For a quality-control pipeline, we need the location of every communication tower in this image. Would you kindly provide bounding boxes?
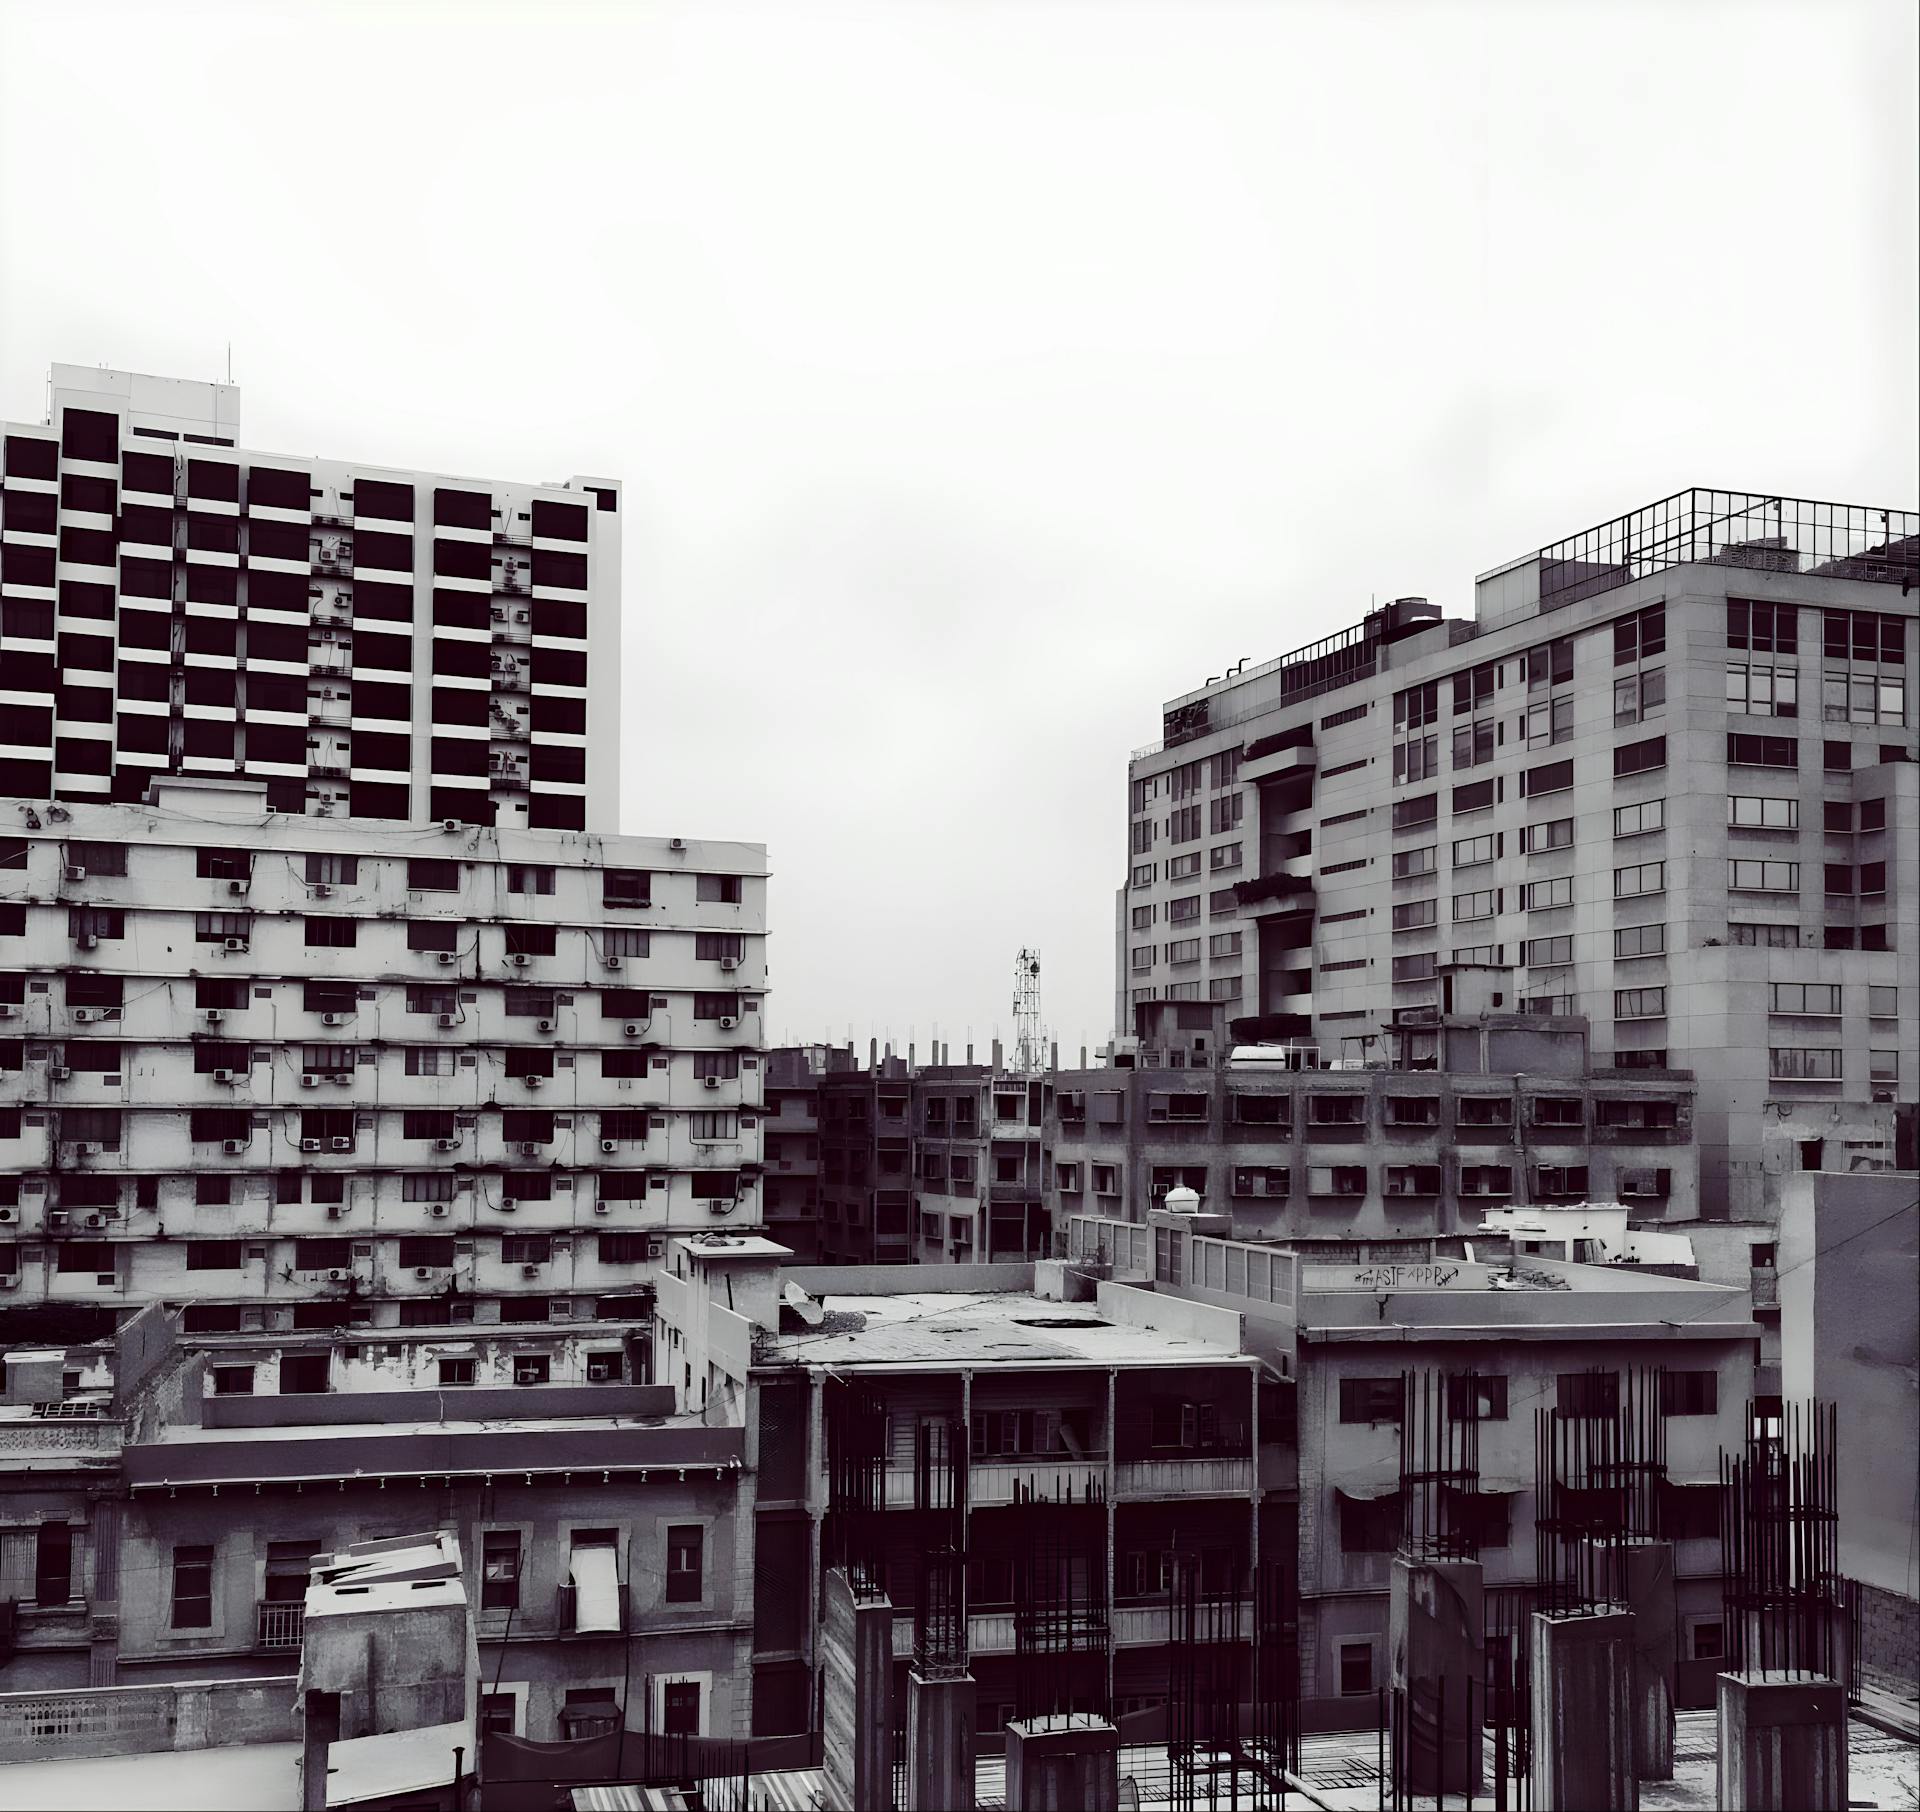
[1012,949,1046,1074]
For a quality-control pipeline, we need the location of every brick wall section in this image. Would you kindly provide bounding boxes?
[1856,1580,1920,1686]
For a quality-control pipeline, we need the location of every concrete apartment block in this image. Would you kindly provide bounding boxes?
[2,364,621,833]
[1117,490,1917,1226]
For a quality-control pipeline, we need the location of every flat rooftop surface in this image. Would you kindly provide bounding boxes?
[0,1741,299,1810]
[767,1291,1242,1369]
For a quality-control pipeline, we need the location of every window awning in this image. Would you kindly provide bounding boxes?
[569,1544,621,1634]
[1334,1479,1401,1502]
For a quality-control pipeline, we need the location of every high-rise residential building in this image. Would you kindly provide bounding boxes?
[1118,490,1917,1223]
[1,364,621,831]
[0,780,767,1328]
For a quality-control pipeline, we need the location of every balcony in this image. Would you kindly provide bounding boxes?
[1114,1454,1253,1499]
[1241,741,1318,786]
[255,1601,305,1650]
[969,1457,1108,1507]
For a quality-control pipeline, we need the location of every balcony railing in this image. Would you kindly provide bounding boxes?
[255,1601,305,1650]
[968,1457,1108,1507]
[1113,1454,1254,1498]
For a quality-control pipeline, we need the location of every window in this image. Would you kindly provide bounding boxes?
[1615,987,1666,1019]
[1452,889,1497,922]
[661,1682,701,1738]
[1392,735,1438,785]
[1167,895,1200,923]
[1392,953,1436,983]
[1391,793,1438,831]
[1452,776,1498,814]
[1522,694,1575,750]
[1393,681,1439,731]
[304,916,357,949]
[1770,1047,1841,1081]
[1727,732,1797,768]
[1728,795,1797,830]
[1521,757,1573,798]
[562,1688,622,1741]
[1770,983,1841,1015]
[1339,1643,1375,1696]
[1167,851,1202,880]
[692,992,739,1020]
[1729,859,1798,893]
[1339,1494,1403,1554]
[1861,798,1887,831]
[1614,668,1665,724]
[1522,935,1572,967]
[1871,1050,1900,1082]
[1523,877,1572,911]
[1445,1374,1508,1421]
[1339,1377,1404,1423]
[1527,636,1575,691]
[1731,922,1800,947]
[1391,846,1437,880]
[1452,833,1498,868]
[665,1526,704,1603]
[1688,1617,1728,1661]
[1614,735,1666,778]
[1209,931,1242,959]
[479,1530,520,1609]
[210,1365,254,1396]
[1869,986,1898,1017]
[1452,718,1496,770]
[1613,922,1665,958]
[603,868,650,908]
[1209,842,1242,872]
[171,1545,214,1628]
[304,852,360,886]
[1614,604,1665,664]
[1822,607,1906,666]
[1209,793,1243,835]
[514,1354,552,1386]
[1823,739,1852,774]
[1726,660,1801,719]
[1131,863,1155,889]
[1392,899,1437,931]
[1452,943,1502,966]
[1131,906,1154,932]
[1659,1371,1718,1417]
[1614,862,1665,898]
[1521,818,1573,854]
[1729,599,1796,653]
[1557,1372,1619,1418]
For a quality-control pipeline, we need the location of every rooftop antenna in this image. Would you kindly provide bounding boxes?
[1012,949,1045,1075]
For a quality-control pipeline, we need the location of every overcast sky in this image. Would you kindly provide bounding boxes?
[3,0,1914,1056]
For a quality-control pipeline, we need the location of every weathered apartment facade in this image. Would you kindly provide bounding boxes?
[1063,1206,1759,1714]
[1118,490,1917,1220]
[0,1306,750,1745]
[762,1045,829,1264]
[1,363,621,831]
[0,787,767,1325]
[1050,992,1698,1247]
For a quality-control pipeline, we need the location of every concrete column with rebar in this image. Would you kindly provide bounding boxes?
[1528,1607,1638,1812]
[1716,1670,1847,1812]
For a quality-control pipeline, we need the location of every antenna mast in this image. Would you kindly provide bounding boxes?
[1012,949,1045,1074]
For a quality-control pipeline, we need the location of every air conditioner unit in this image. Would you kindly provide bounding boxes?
[520,1263,540,1278]
[0,1004,15,1019]
[223,938,248,952]
[719,957,740,972]
[227,879,247,895]
[645,1236,665,1260]
[301,1074,319,1089]
[669,838,686,852]
[78,934,99,951]
[47,1209,69,1229]
[204,1009,225,1025]
[330,1072,351,1086]
[592,1202,609,1216]
[522,1075,544,1089]
[72,1007,98,1024]
[535,1018,555,1034]
[302,1138,322,1153]
[436,1013,458,1028]
[718,1015,738,1030]
[52,1066,73,1082]
[63,864,85,882]
[329,1136,352,1152]
[212,1067,236,1085]
[433,1137,459,1152]
[603,956,622,971]
[600,1139,618,1153]
[520,1141,540,1157]
[428,1202,449,1218]
[707,1201,733,1216]
[322,1012,346,1027]
[326,1267,348,1282]
[326,1204,346,1220]
[623,1022,642,1038]
[702,1075,721,1090]
[499,1198,517,1213]
[508,953,531,968]
[0,1208,16,1225]
[441,819,460,833]
[435,951,457,966]
[311,883,334,899]
[413,1266,431,1280]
